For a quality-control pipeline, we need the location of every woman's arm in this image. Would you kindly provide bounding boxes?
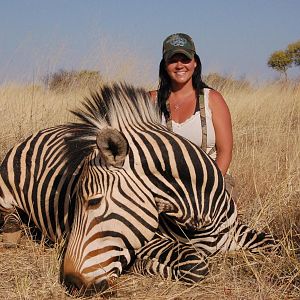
[208,90,233,175]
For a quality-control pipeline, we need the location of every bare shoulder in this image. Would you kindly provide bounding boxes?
[207,89,229,112]
[149,90,158,103]
[208,89,227,104]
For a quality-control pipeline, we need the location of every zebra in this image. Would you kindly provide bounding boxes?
[0,83,276,295]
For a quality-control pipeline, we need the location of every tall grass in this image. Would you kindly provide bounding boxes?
[227,82,300,231]
[0,83,88,158]
[0,79,299,299]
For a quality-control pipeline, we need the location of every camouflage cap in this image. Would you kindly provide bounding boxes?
[163,33,196,61]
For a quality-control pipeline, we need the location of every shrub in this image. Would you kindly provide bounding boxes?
[267,51,293,80]
[43,69,102,92]
[203,72,252,93]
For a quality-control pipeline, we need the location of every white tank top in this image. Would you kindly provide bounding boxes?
[162,88,216,159]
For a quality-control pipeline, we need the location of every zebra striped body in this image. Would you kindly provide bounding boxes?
[132,213,275,283]
[0,83,276,294]
[0,125,80,240]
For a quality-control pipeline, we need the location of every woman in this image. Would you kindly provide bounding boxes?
[150,33,233,177]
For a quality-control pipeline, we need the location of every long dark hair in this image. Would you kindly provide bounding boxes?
[157,54,210,120]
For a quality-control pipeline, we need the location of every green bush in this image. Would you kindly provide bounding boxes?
[287,40,300,66]
[267,51,293,80]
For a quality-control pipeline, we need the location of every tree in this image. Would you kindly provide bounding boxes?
[287,40,300,66]
[267,50,293,80]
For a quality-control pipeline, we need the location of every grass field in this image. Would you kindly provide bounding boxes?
[0,79,299,299]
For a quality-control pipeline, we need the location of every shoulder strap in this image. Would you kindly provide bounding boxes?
[199,89,216,155]
[165,98,173,131]
[199,90,207,151]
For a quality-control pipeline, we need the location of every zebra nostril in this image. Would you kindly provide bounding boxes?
[63,274,86,296]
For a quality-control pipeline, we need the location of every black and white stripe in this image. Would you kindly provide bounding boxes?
[0,83,276,294]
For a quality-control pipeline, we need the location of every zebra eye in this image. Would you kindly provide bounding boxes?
[87,195,103,208]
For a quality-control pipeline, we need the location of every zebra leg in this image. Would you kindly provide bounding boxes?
[131,235,209,284]
[223,222,278,253]
[2,209,22,248]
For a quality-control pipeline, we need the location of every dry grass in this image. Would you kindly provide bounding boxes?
[0,80,299,299]
[0,83,88,158]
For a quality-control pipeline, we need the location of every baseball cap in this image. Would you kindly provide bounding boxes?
[163,33,196,61]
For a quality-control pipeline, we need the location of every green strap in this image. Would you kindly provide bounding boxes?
[165,98,173,131]
[199,91,217,155]
[198,92,207,151]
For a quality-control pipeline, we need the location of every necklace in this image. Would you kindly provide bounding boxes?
[172,96,196,111]
[170,90,196,112]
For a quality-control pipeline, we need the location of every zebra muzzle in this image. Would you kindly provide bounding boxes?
[64,274,112,296]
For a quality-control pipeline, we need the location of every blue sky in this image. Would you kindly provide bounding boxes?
[0,0,299,85]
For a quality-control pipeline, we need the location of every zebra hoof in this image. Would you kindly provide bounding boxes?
[2,230,22,248]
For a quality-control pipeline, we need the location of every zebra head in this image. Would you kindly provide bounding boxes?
[62,126,159,295]
[61,83,225,294]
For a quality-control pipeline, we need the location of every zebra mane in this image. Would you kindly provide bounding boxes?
[72,82,160,130]
[64,82,160,167]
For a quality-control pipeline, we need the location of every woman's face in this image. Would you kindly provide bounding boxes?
[165,53,197,86]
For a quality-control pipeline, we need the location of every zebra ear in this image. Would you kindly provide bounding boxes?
[96,127,128,167]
